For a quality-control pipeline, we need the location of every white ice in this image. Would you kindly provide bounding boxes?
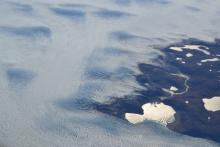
[203,96,220,112]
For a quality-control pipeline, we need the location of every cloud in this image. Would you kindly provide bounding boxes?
[0,0,220,147]
[93,9,132,19]
[0,26,51,38]
[6,68,35,86]
[50,7,86,20]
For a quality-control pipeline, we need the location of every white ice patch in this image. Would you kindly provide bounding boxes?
[162,73,189,97]
[176,57,182,61]
[183,45,210,55]
[186,53,193,57]
[203,96,220,112]
[170,47,183,52]
[170,86,178,91]
[169,45,210,55]
[125,103,176,126]
[201,58,219,63]
[197,63,202,66]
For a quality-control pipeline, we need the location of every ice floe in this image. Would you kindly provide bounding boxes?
[170,86,178,91]
[125,103,176,126]
[203,96,220,112]
[169,45,210,55]
[170,47,183,52]
[176,57,182,61]
[201,58,219,63]
[186,53,193,57]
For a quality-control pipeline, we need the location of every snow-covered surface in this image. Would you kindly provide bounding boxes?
[203,97,220,112]
[170,47,183,52]
[186,53,193,57]
[201,58,219,63]
[125,103,176,126]
[170,86,178,91]
[169,45,210,55]
[176,57,182,61]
